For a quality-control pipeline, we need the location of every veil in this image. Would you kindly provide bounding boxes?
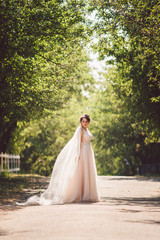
[17,126,82,205]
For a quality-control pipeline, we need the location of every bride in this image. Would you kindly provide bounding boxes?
[17,113,100,205]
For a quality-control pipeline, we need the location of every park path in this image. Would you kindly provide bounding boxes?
[0,176,160,240]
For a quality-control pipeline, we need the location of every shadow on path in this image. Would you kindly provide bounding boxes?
[0,175,49,211]
[125,219,160,225]
[0,228,8,236]
[100,176,160,182]
[101,196,160,207]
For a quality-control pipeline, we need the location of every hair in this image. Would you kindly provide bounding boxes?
[80,113,91,123]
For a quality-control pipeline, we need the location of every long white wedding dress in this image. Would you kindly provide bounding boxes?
[17,126,100,205]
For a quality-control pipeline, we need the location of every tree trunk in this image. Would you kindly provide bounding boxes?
[0,121,17,153]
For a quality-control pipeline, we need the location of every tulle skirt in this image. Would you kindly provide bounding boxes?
[63,143,100,203]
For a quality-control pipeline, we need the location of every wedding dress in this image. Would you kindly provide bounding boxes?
[17,126,100,205]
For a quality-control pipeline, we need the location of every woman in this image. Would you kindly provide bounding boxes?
[17,113,100,205]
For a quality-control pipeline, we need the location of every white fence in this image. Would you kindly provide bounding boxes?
[0,152,20,172]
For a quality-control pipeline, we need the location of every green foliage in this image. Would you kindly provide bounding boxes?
[13,81,140,176]
[0,171,10,178]
[1,0,159,176]
[90,0,160,139]
[0,0,91,152]
[11,77,159,176]
[87,86,136,175]
[12,97,90,175]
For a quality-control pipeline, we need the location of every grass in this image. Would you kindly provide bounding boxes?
[0,173,50,211]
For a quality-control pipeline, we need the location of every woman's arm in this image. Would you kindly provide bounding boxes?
[81,128,84,144]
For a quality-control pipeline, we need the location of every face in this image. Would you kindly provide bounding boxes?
[81,118,89,129]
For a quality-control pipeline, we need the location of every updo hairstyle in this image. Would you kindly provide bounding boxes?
[80,113,91,123]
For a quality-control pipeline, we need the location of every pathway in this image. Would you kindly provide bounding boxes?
[0,176,160,240]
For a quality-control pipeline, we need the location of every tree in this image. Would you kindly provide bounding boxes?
[0,0,91,152]
[90,0,160,140]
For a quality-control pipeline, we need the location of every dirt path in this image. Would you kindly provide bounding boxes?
[0,176,160,240]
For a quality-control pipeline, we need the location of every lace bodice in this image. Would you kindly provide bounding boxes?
[81,127,93,144]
